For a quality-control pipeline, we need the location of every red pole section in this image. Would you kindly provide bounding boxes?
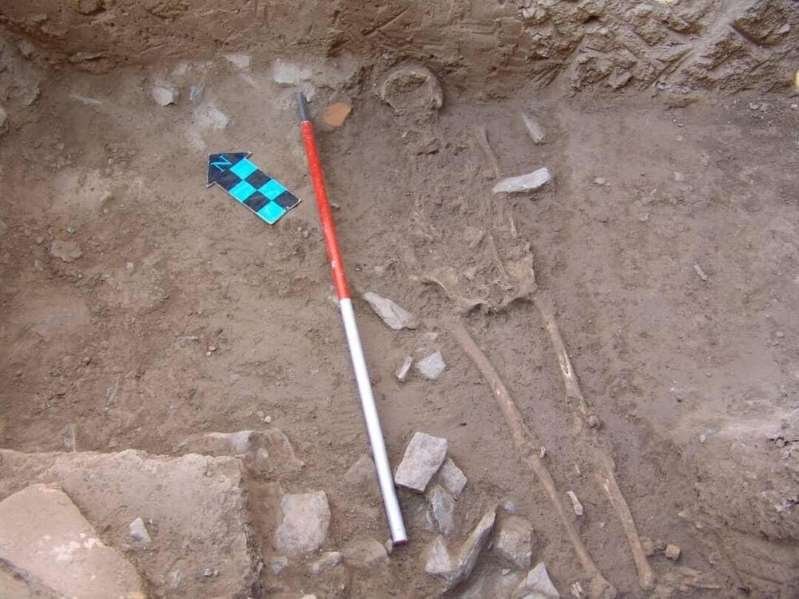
[300,121,351,300]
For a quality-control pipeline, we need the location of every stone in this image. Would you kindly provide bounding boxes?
[129,516,152,545]
[49,239,82,262]
[516,562,560,598]
[436,458,467,498]
[344,453,379,497]
[0,449,257,598]
[416,351,446,381]
[224,53,251,70]
[272,59,313,86]
[394,432,448,492]
[193,103,229,130]
[424,508,496,589]
[377,63,443,114]
[641,536,656,557]
[151,83,179,106]
[493,168,552,193]
[0,218,7,239]
[177,429,304,475]
[311,551,342,575]
[665,544,681,561]
[274,491,330,555]
[269,556,288,575]
[343,538,388,568]
[0,484,144,599]
[521,112,546,144]
[494,515,533,569]
[362,291,418,330]
[460,569,525,599]
[395,355,413,382]
[321,102,352,127]
[427,485,456,536]
[0,105,7,136]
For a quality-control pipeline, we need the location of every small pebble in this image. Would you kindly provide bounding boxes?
[593,177,607,186]
[665,544,681,561]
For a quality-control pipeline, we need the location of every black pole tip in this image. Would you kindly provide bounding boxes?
[298,92,310,122]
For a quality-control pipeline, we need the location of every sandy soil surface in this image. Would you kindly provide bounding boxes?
[1,49,798,597]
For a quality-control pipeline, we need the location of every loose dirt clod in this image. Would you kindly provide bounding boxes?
[49,239,82,262]
[377,63,443,115]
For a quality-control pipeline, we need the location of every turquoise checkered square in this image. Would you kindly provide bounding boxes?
[229,180,256,202]
[258,201,287,224]
[230,158,258,180]
[259,179,286,200]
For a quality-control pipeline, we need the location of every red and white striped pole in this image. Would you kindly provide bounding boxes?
[298,93,408,545]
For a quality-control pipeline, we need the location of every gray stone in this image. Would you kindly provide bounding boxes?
[493,168,552,194]
[515,562,560,598]
[362,291,418,330]
[416,351,446,381]
[224,53,251,70]
[193,103,229,130]
[272,59,313,86]
[424,509,496,589]
[0,106,7,136]
[49,240,82,262]
[394,432,448,492]
[343,538,388,568]
[395,355,413,382]
[310,551,342,575]
[0,484,144,599]
[274,491,330,555]
[437,458,467,498]
[521,112,545,144]
[178,429,304,475]
[0,218,7,239]
[427,484,456,536]
[129,516,152,545]
[494,515,533,569]
[151,83,179,106]
[0,449,257,599]
[269,556,288,575]
[344,453,379,497]
[460,569,525,599]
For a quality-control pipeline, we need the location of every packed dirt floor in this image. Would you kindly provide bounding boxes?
[1,5,799,599]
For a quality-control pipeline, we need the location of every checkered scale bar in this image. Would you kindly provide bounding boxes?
[207,153,301,224]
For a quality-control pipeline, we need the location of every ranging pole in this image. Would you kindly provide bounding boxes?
[297,92,408,545]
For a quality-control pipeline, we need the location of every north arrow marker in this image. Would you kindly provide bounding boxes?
[207,152,301,224]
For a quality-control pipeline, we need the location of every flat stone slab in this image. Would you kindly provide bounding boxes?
[494,515,533,569]
[0,449,257,599]
[0,484,144,599]
[274,491,331,555]
[394,432,448,493]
